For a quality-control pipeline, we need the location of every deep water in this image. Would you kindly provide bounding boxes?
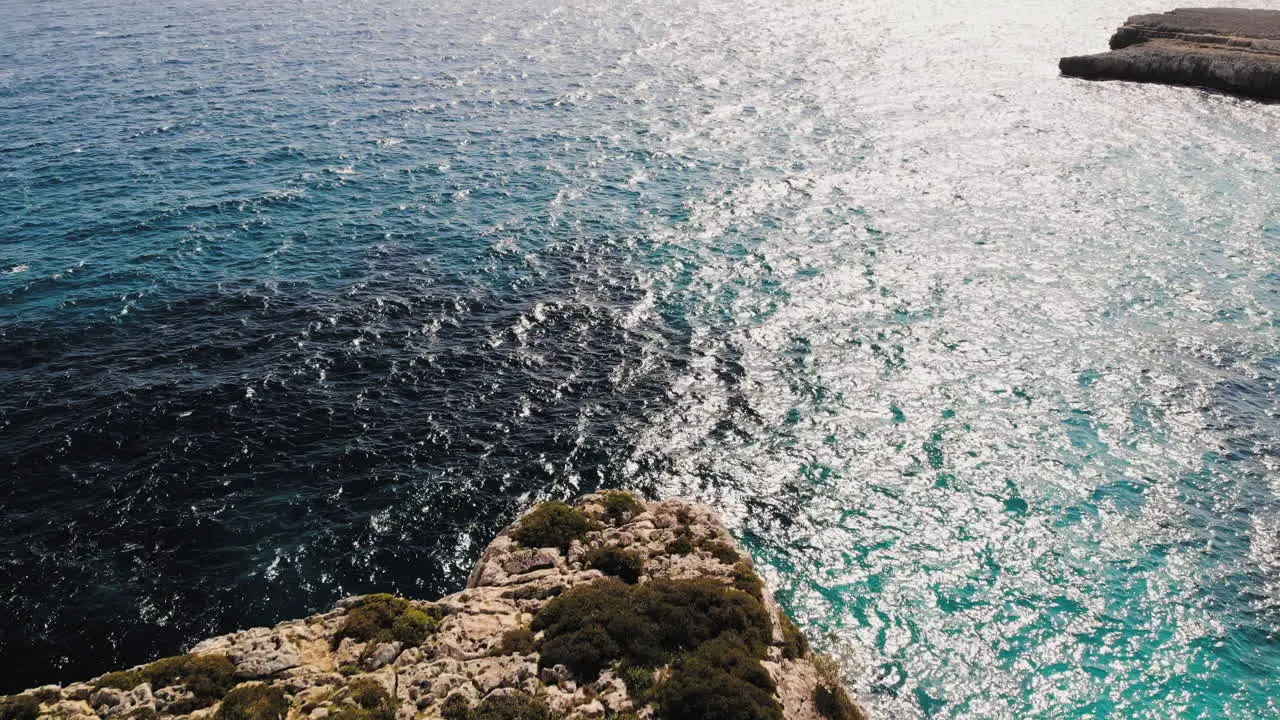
[2,0,1278,716]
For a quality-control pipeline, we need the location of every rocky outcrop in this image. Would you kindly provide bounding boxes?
[1059,8,1280,99]
[0,494,865,720]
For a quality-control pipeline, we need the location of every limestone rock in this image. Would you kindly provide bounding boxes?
[88,688,125,711]
[538,664,572,686]
[361,642,403,671]
[500,548,561,576]
[190,626,303,678]
[1060,8,1280,99]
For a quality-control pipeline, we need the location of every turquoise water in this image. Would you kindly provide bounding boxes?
[2,0,1278,715]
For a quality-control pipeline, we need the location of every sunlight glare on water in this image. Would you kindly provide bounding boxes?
[617,0,1280,716]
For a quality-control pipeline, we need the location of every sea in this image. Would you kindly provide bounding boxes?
[1,0,1277,716]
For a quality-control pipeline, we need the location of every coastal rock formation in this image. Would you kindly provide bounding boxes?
[0,494,865,720]
[1059,8,1280,99]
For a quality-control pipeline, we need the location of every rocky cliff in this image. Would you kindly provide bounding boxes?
[1059,8,1280,99]
[0,494,865,720]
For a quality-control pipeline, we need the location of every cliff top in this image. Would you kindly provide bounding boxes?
[1121,8,1280,41]
[0,494,865,720]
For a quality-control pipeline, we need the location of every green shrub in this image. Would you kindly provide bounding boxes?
[699,539,741,565]
[439,694,471,720]
[535,582,649,678]
[600,491,643,524]
[470,693,558,720]
[811,655,864,720]
[320,677,397,720]
[90,654,236,713]
[393,606,438,645]
[617,664,655,699]
[664,534,694,556]
[813,655,841,686]
[539,623,623,682]
[641,579,773,654]
[532,575,782,720]
[665,525,696,558]
[586,545,644,584]
[298,688,341,715]
[333,594,439,649]
[532,577,772,682]
[778,613,810,660]
[0,695,40,720]
[29,689,60,705]
[346,678,390,711]
[814,685,863,720]
[141,654,238,711]
[730,562,765,602]
[511,501,599,552]
[328,708,384,720]
[338,664,361,677]
[215,685,289,720]
[439,692,557,720]
[652,634,782,720]
[490,627,536,656]
[96,669,146,690]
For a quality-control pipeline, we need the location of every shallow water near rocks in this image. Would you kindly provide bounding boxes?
[1,0,1278,716]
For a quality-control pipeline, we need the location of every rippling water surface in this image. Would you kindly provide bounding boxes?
[2,0,1278,715]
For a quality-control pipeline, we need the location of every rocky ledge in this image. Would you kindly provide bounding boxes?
[1059,8,1280,99]
[0,494,865,720]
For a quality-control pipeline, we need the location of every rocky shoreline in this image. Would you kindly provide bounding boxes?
[1059,8,1280,99]
[0,494,865,720]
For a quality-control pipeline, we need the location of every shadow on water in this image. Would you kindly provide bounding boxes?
[1195,355,1280,677]
[0,241,688,691]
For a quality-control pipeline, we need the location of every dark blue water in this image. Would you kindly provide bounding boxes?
[2,0,1278,716]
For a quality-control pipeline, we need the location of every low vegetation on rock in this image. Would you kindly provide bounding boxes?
[730,561,765,602]
[441,691,557,720]
[332,594,440,649]
[95,654,237,712]
[27,690,60,706]
[214,685,289,720]
[698,538,742,565]
[533,577,772,682]
[0,694,39,720]
[599,490,643,524]
[617,664,655,699]
[812,655,866,720]
[778,613,810,660]
[326,677,398,720]
[653,634,783,720]
[533,574,783,720]
[664,536,693,555]
[509,501,599,551]
[491,627,536,656]
[585,544,644,583]
[95,670,146,691]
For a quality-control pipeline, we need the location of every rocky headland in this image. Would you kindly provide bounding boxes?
[0,494,865,720]
[1059,8,1280,99]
